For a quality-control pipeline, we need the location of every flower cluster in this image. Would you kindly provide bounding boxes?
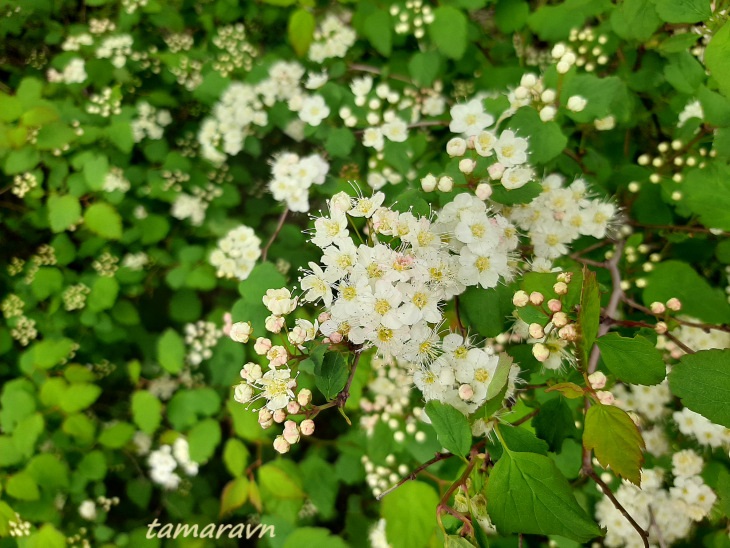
[308,13,357,63]
[131,101,173,142]
[184,321,222,366]
[147,437,199,490]
[268,152,329,212]
[209,225,262,281]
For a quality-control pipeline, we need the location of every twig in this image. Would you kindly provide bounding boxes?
[627,220,730,237]
[587,240,625,373]
[436,447,480,535]
[606,318,696,354]
[261,208,289,262]
[336,347,362,409]
[348,63,412,84]
[376,452,454,501]
[509,408,539,426]
[648,506,667,548]
[623,296,730,333]
[454,295,468,337]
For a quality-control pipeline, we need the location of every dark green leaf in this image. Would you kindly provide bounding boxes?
[668,349,730,427]
[596,333,666,385]
[425,400,472,456]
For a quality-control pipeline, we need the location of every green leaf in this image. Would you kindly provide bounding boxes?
[131,391,162,435]
[499,425,549,455]
[583,403,645,485]
[533,397,577,452]
[508,107,567,164]
[578,269,601,364]
[663,52,705,94]
[429,6,468,60]
[325,127,355,158]
[83,154,109,191]
[486,440,603,542]
[157,328,185,374]
[425,400,472,457]
[643,260,730,324]
[595,333,666,385]
[654,0,711,23]
[315,352,349,401]
[84,202,123,240]
[610,0,662,42]
[88,276,119,312]
[6,472,40,501]
[363,9,392,56]
[668,349,730,427]
[562,75,631,124]
[220,477,249,517]
[381,481,439,548]
[258,462,305,499]
[495,0,529,33]
[288,8,315,57]
[683,164,730,231]
[408,51,441,87]
[26,524,66,548]
[282,528,348,548]
[706,21,730,99]
[98,421,135,448]
[223,438,250,477]
[31,267,63,300]
[698,85,730,127]
[187,418,222,463]
[47,194,81,233]
[78,450,108,481]
[60,383,102,414]
[487,353,513,401]
[30,338,76,369]
[168,388,221,430]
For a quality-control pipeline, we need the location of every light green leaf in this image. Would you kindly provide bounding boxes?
[425,400,472,457]
[223,438,250,477]
[668,349,730,427]
[98,421,135,448]
[288,9,315,57]
[88,276,119,312]
[508,107,567,164]
[683,164,730,231]
[315,352,349,401]
[84,202,123,240]
[6,472,40,501]
[26,524,66,548]
[157,328,185,374]
[381,481,439,548]
[486,441,603,542]
[131,391,162,435]
[408,51,441,87]
[596,333,666,385]
[30,338,76,369]
[187,418,222,463]
[60,383,102,414]
[610,0,662,42]
[47,194,81,233]
[363,9,392,56]
[654,0,711,23]
[578,269,601,364]
[706,21,730,99]
[258,462,305,499]
[220,477,249,517]
[429,6,468,60]
[583,403,645,485]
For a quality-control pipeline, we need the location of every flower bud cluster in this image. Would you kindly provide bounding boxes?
[389,1,435,40]
[209,224,262,281]
[268,151,329,212]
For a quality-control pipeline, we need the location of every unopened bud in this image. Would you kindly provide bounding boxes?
[528,323,544,339]
[666,298,681,311]
[547,299,562,312]
[265,315,285,334]
[458,384,474,400]
[421,173,437,192]
[297,388,312,407]
[650,302,665,314]
[488,162,505,180]
[273,436,290,454]
[529,291,544,305]
[513,290,529,307]
[300,419,315,436]
[558,324,577,341]
[282,421,300,444]
[596,391,615,405]
[655,321,668,334]
[532,342,550,362]
[475,183,492,200]
[286,401,301,414]
[229,321,253,343]
[253,337,272,355]
[588,371,607,390]
[553,282,568,295]
[552,311,568,327]
[459,158,476,174]
[273,409,287,423]
[437,175,454,192]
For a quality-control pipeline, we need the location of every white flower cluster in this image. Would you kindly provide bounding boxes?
[678,99,704,128]
[103,166,130,193]
[296,191,520,414]
[131,101,172,142]
[268,152,329,212]
[11,172,37,198]
[308,13,356,63]
[209,225,262,281]
[508,174,616,262]
[658,317,730,359]
[198,61,311,163]
[507,72,587,122]
[96,34,134,68]
[184,321,222,366]
[62,33,93,51]
[673,408,730,449]
[389,0,434,38]
[596,466,716,548]
[613,381,672,423]
[147,438,199,490]
[212,23,257,77]
[86,87,122,117]
[47,58,87,84]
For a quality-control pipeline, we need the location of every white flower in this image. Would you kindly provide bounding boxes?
[447,137,467,157]
[263,288,297,316]
[230,321,253,343]
[566,95,587,112]
[450,98,494,136]
[79,500,97,521]
[381,118,408,142]
[494,130,529,166]
[363,127,385,150]
[259,368,297,411]
[501,166,533,190]
[298,95,330,126]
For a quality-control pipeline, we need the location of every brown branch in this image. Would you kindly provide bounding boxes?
[454,295,468,338]
[348,63,412,84]
[623,296,730,333]
[436,447,480,536]
[376,451,454,501]
[509,408,539,426]
[627,220,730,237]
[261,207,289,263]
[336,347,362,410]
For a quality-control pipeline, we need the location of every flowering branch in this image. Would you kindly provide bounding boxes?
[261,207,289,263]
[376,451,455,501]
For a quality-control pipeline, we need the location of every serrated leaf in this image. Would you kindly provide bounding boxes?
[668,349,730,427]
[583,403,644,485]
[425,400,472,456]
[578,268,601,364]
[315,352,349,401]
[595,333,666,385]
[533,397,577,452]
[486,437,603,542]
[363,9,392,56]
[429,6,468,60]
[654,0,711,23]
[381,481,439,548]
[288,8,315,57]
[508,107,567,164]
[220,477,249,517]
[545,382,585,399]
[131,391,162,434]
[157,329,185,374]
[47,194,81,233]
[84,202,123,240]
[706,21,730,99]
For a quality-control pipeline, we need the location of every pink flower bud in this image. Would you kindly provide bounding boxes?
[553,282,568,295]
[475,183,493,201]
[297,388,312,407]
[655,321,668,334]
[253,337,272,355]
[265,315,285,334]
[459,158,476,174]
[557,272,572,284]
[488,162,505,180]
[458,384,474,401]
[300,419,315,436]
[547,299,562,312]
[666,298,681,311]
[596,391,615,405]
[229,321,253,343]
[329,332,343,344]
[258,408,273,429]
[529,291,544,305]
[222,312,233,336]
[532,343,550,362]
[528,323,545,339]
[286,401,301,414]
[513,290,529,307]
[273,436,290,454]
[558,324,577,341]
[273,409,287,424]
[552,311,568,327]
[588,371,607,390]
[282,420,300,444]
[650,302,666,314]
[318,312,331,323]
